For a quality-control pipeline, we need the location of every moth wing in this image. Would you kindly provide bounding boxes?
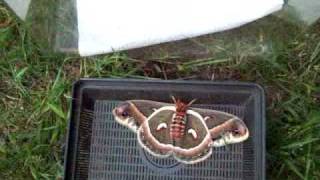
[137,106,175,157]
[210,118,249,147]
[129,100,246,132]
[113,100,170,133]
[192,107,249,147]
[191,107,238,129]
[174,148,212,165]
[137,127,171,158]
[173,110,212,164]
[130,100,171,117]
[147,107,175,145]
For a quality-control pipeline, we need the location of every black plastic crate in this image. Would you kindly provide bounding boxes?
[64,79,265,180]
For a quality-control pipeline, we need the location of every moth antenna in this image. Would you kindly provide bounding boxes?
[171,96,177,104]
[187,99,197,106]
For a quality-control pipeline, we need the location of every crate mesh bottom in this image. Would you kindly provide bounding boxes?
[88,100,248,180]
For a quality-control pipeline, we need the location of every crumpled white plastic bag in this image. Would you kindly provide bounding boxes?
[77,0,284,56]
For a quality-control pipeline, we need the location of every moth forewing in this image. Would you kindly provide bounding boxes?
[196,109,241,130]
[113,111,139,133]
[112,101,147,133]
[209,117,249,147]
[130,100,169,118]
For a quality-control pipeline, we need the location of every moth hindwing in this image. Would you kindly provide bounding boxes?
[137,105,212,164]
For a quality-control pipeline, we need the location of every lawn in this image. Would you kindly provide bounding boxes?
[0,2,319,180]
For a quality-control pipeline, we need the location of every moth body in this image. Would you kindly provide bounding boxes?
[170,111,187,140]
[170,97,196,140]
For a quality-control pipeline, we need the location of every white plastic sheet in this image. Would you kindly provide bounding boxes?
[4,0,320,56]
[77,0,284,56]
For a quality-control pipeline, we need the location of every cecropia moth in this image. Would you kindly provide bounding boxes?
[112,98,249,164]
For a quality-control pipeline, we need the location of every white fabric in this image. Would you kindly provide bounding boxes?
[77,0,284,56]
[5,0,31,20]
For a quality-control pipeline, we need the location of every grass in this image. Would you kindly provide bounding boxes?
[0,2,319,179]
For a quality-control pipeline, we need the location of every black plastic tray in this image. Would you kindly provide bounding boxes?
[64,79,265,180]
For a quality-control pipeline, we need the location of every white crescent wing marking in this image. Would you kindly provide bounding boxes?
[156,123,168,131]
[187,129,198,139]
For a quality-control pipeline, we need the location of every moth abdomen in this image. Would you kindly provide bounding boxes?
[169,97,197,140]
[170,114,187,139]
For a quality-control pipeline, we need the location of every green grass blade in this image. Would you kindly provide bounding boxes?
[182,58,231,67]
[15,67,28,80]
[52,68,62,90]
[47,103,66,120]
[281,138,319,150]
[310,41,320,62]
[304,144,312,180]
[285,160,305,180]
